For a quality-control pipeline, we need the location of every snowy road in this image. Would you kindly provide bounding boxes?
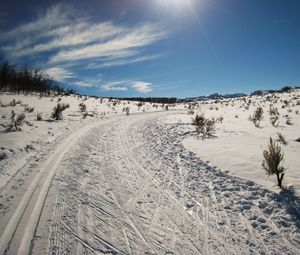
[0,112,299,254]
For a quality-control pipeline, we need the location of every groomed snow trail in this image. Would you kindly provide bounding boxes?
[44,113,299,255]
[0,121,103,255]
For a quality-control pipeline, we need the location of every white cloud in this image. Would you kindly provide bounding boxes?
[44,67,74,81]
[74,81,93,88]
[0,3,168,83]
[49,23,167,64]
[100,80,153,93]
[9,21,126,58]
[87,54,162,68]
[0,4,77,47]
[131,81,153,93]
[1,4,167,68]
[73,77,103,88]
[101,81,129,92]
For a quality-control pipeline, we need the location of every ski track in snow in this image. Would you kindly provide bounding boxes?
[45,113,300,254]
[1,112,300,255]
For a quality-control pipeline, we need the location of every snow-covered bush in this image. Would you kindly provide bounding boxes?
[217,116,224,123]
[192,113,216,139]
[204,119,216,137]
[0,152,7,161]
[7,110,25,131]
[286,118,293,125]
[24,105,34,112]
[79,102,87,118]
[51,103,70,120]
[249,106,264,127]
[36,112,42,121]
[262,137,286,188]
[277,132,287,145]
[270,115,279,127]
[269,105,279,116]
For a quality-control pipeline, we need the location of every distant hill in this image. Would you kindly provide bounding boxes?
[186,92,247,101]
[186,86,300,101]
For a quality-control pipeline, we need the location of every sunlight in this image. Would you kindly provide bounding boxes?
[153,0,200,19]
[158,0,193,7]
[155,0,194,10]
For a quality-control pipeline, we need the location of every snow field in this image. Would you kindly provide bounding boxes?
[0,90,299,254]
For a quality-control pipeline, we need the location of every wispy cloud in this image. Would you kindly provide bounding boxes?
[74,81,94,88]
[0,4,78,51]
[131,81,153,93]
[101,81,130,92]
[0,3,167,70]
[73,77,103,88]
[49,23,167,64]
[100,80,153,93]
[44,67,74,81]
[87,54,163,68]
[7,21,126,58]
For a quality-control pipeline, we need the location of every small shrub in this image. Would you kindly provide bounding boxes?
[79,102,87,118]
[277,132,288,145]
[192,113,206,127]
[7,110,25,131]
[192,113,215,139]
[26,121,34,127]
[9,99,17,106]
[286,118,293,125]
[24,105,34,113]
[283,100,289,106]
[262,137,286,188]
[270,115,279,127]
[269,106,279,116]
[36,112,42,121]
[249,107,264,127]
[217,116,224,123]
[204,119,216,137]
[51,103,70,120]
[0,152,8,161]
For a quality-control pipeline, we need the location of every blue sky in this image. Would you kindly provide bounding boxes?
[0,0,299,98]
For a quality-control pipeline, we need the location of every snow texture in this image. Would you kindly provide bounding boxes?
[0,91,299,255]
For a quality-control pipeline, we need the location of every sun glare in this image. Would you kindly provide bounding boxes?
[157,0,193,8]
[153,0,198,18]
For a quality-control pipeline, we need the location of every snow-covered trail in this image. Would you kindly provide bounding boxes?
[0,120,103,255]
[1,112,299,255]
[44,113,300,254]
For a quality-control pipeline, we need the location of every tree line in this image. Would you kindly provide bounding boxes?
[0,61,68,96]
[116,97,184,104]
